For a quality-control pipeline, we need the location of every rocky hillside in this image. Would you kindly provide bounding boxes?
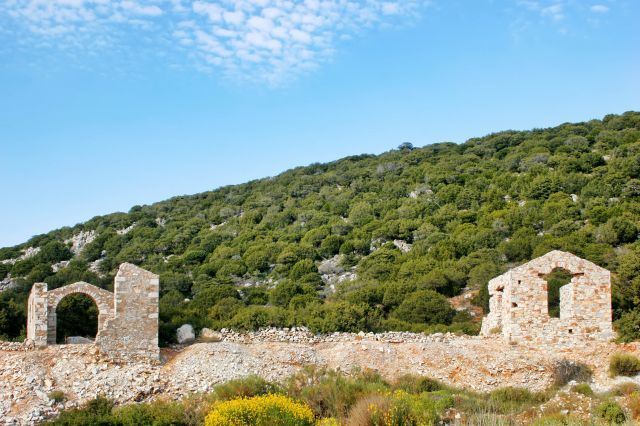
[2,112,640,344]
[2,331,639,424]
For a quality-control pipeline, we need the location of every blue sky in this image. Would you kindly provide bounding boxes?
[0,0,638,248]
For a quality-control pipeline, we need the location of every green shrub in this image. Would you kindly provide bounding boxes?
[346,391,443,426]
[391,290,455,325]
[609,352,640,377]
[530,413,586,425]
[113,401,187,425]
[595,400,626,424]
[551,359,593,387]
[392,375,445,393]
[286,367,389,419]
[227,306,290,330]
[615,309,640,343]
[213,375,282,401]
[570,383,593,396]
[47,390,66,403]
[43,396,114,425]
[611,382,640,396]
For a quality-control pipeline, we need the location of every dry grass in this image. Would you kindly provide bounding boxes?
[345,394,391,426]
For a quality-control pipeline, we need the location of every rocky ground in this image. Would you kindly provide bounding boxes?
[1,330,639,425]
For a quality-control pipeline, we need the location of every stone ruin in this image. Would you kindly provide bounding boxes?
[481,250,615,345]
[26,263,159,362]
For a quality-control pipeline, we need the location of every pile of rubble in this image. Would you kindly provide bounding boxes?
[206,327,471,344]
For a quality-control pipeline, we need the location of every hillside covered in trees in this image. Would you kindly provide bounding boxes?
[2,112,640,345]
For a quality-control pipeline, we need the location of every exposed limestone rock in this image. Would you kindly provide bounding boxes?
[370,238,385,252]
[116,224,136,235]
[210,222,227,230]
[51,261,70,273]
[0,275,18,292]
[393,239,412,253]
[236,276,277,288]
[408,186,433,199]
[88,258,105,275]
[0,247,40,268]
[155,218,166,227]
[176,325,195,344]
[64,230,96,255]
[318,255,356,292]
[318,255,344,275]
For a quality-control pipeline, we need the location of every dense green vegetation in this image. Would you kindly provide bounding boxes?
[2,112,640,344]
[43,369,640,425]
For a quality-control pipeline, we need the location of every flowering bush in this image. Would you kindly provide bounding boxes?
[204,394,315,426]
[347,390,449,425]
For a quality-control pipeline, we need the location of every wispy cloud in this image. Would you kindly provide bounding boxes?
[513,0,615,35]
[176,0,425,85]
[590,4,609,13]
[1,0,428,85]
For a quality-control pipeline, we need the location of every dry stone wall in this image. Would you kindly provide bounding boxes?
[481,250,615,346]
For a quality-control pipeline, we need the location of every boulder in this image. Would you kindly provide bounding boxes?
[176,324,195,344]
[200,328,223,342]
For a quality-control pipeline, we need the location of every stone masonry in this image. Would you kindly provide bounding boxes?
[481,250,615,345]
[26,263,159,362]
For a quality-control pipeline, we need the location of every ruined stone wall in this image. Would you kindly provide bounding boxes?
[97,263,160,362]
[481,250,615,346]
[25,263,159,362]
[26,283,48,347]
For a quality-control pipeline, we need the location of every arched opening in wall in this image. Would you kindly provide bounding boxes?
[56,293,99,344]
[544,268,572,318]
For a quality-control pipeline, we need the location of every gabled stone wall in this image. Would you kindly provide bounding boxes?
[480,250,615,346]
[98,263,160,362]
[26,263,159,362]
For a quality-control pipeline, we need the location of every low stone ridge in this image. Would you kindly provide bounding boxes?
[1,331,639,425]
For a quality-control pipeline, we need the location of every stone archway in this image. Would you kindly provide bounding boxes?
[27,263,160,362]
[46,283,114,344]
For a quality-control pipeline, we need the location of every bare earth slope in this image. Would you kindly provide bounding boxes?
[1,332,639,424]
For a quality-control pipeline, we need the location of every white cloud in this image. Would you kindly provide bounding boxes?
[541,4,564,21]
[182,0,426,85]
[590,4,609,13]
[514,0,614,34]
[1,0,428,85]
